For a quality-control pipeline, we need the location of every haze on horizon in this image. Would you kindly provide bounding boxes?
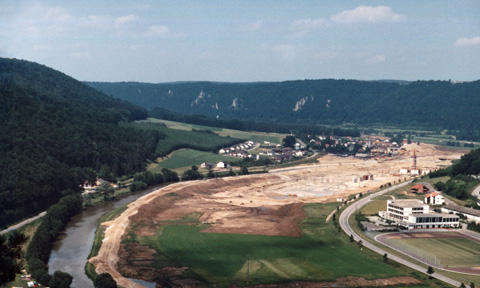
[1,0,479,83]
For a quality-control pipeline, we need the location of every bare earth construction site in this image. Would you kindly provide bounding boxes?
[89,143,464,287]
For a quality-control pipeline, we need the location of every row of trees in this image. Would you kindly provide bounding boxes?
[25,194,83,287]
[130,169,179,192]
[149,107,361,137]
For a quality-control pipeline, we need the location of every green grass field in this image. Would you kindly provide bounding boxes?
[136,203,404,287]
[126,121,244,156]
[147,148,238,173]
[141,118,287,144]
[360,200,387,215]
[383,233,480,269]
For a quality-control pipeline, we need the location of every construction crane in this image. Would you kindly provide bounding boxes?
[412,149,417,170]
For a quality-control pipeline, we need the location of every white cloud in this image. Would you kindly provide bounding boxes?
[144,25,185,38]
[70,51,90,58]
[17,4,75,36]
[291,18,327,31]
[243,20,262,31]
[367,54,385,64]
[290,18,327,38]
[145,25,170,36]
[272,44,296,60]
[331,6,406,23]
[455,36,480,47]
[135,4,151,10]
[115,15,138,25]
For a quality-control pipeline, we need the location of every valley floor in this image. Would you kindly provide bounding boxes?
[88,143,463,287]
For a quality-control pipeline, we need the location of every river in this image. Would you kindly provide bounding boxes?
[48,185,165,288]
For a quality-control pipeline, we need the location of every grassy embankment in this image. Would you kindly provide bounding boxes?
[355,176,480,286]
[126,201,441,287]
[84,206,128,280]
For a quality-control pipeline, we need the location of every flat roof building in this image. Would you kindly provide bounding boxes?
[380,199,459,230]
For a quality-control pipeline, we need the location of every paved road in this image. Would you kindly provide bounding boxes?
[0,211,46,235]
[339,182,462,288]
[472,183,480,205]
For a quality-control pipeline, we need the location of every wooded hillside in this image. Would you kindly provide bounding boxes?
[87,80,480,135]
[0,58,160,227]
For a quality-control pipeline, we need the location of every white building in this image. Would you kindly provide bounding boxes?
[380,199,459,229]
[441,204,480,224]
[425,192,445,205]
[216,161,231,169]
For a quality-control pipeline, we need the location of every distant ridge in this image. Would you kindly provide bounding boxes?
[86,79,480,132]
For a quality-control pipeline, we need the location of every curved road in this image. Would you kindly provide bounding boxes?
[339,181,462,288]
[472,183,480,205]
[0,211,46,235]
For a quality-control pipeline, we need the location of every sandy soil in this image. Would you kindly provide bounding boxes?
[88,143,464,288]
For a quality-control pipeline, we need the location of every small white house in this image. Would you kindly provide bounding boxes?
[425,192,445,205]
[216,161,231,169]
[200,162,215,169]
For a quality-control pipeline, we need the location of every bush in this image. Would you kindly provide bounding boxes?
[94,273,117,288]
[49,270,73,288]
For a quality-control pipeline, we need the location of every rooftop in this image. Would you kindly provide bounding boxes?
[388,199,425,208]
[408,213,458,218]
[444,204,480,218]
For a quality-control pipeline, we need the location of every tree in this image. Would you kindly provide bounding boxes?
[0,232,28,285]
[282,135,296,148]
[427,266,434,278]
[460,283,466,288]
[49,270,73,288]
[471,282,475,288]
[94,273,118,288]
[240,166,249,175]
[207,169,215,179]
[97,181,115,201]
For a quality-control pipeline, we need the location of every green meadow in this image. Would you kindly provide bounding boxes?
[147,148,238,173]
[140,118,287,144]
[136,203,405,287]
[384,235,480,268]
[127,120,244,156]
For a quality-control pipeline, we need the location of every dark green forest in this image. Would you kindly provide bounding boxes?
[87,79,480,139]
[0,58,159,227]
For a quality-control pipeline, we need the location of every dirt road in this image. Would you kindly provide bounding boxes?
[89,143,464,287]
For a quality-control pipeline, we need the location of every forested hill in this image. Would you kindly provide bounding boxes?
[87,79,480,132]
[0,58,160,227]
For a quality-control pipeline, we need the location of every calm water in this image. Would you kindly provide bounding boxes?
[48,185,165,288]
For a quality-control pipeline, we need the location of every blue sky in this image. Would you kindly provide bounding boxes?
[1,1,479,82]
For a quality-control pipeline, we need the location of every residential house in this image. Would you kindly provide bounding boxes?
[425,192,445,205]
[410,184,430,194]
[200,162,215,169]
[216,161,231,169]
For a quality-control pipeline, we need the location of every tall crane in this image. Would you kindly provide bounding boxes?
[412,149,417,170]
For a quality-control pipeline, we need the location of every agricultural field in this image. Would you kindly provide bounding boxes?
[126,120,244,156]
[147,148,238,174]
[135,203,405,287]
[140,118,287,144]
[377,231,480,274]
